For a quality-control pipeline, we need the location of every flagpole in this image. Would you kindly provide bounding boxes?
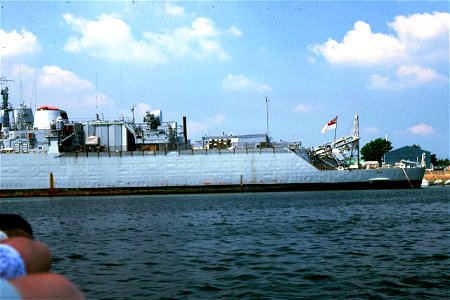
[333,116,338,143]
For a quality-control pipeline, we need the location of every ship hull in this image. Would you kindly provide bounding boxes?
[0,149,425,197]
[0,181,423,197]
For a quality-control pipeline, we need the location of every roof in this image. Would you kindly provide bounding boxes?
[386,146,430,156]
[37,105,60,111]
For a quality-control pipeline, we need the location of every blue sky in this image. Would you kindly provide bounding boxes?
[1,1,449,158]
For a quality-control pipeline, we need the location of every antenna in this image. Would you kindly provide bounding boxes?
[95,71,98,115]
[131,104,136,123]
[18,65,24,105]
[120,67,123,105]
[353,114,359,140]
[33,72,37,111]
[265,97,269,136]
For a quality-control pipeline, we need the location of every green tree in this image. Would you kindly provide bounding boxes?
[361,138,393,164]
[431,154,437,165]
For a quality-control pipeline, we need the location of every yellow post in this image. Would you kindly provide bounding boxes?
[49,173,55,195]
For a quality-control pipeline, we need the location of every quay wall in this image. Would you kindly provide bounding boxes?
[424,170,450,181]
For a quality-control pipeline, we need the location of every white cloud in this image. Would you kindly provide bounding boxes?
[311,21,405,65]
[396,65,446,83]
[306,56,316,64]
[228,25,243,37]
[369,74,392,90]
[4,63,119,119]
[222,74,272,92]
[390,12,449,42]
[207,114,225,125]
[311,11,449,66]
[0,28,40,57]
[187,113,226,137]
[362,127,380,135]
[133,103,153,123]
[39,65,94,92]
[14,64,112,113]
[187,120,208,135]
[162,3,185,17]
[144,17,230,60]
[369,65,447,90]
[408,123,435,135]
[63,13,230,63]
[63,13,167,64]
[293,103,313,113]
[37,65,113,111]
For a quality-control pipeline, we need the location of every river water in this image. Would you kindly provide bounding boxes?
[1,188,449,299]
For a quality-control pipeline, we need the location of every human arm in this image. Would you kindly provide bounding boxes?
[1,237,51,274]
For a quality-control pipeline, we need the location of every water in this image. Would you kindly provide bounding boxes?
[1,188,449,299]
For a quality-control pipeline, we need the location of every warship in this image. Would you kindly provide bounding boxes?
[0,82,425,197]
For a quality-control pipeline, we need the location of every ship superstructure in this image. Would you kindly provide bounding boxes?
[0,82,425,197]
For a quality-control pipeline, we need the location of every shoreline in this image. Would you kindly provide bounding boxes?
[423,170,450,183]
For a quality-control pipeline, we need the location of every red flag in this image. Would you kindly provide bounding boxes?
[321,117,337,133]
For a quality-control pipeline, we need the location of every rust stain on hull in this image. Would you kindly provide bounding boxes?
[0,180,423,198]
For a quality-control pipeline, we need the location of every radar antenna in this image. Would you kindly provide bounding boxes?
[0,77,15,109]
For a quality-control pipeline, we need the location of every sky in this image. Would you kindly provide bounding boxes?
[1,1,449,158]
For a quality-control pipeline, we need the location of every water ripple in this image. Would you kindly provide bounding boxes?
[1,188,448,299]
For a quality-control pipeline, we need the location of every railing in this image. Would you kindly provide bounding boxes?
[54,147,292,158]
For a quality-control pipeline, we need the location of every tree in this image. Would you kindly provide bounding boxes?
[411,144,421,149]
[431,154,437,165]
[361,138,393,164]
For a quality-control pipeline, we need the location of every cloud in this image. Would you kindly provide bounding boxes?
[63,13,230,63]
[9,64,113,115]
[207,114,225,125]
[369,65,447,90]
[293,103,314,113]
[311,11,449,90]
[188,114,225,135]
[408,123,435,135]
[222,74,272,92]
[0,28,40,57]
[311,21,405,65]
[228,25,243,37]
[187,120,208,136]
[63,13,167,64]
[37,65,113,111]
[311,11,449,66]
[161,3,185,17]
[396,65,446,83]
[143,17,230,60]
[390,11,449,42]
[133,103,153,123]
[369,74,392,90]
[39,65,94,92]
[362,127,380,135]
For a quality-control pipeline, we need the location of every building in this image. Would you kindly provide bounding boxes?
[384,146,431,169]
